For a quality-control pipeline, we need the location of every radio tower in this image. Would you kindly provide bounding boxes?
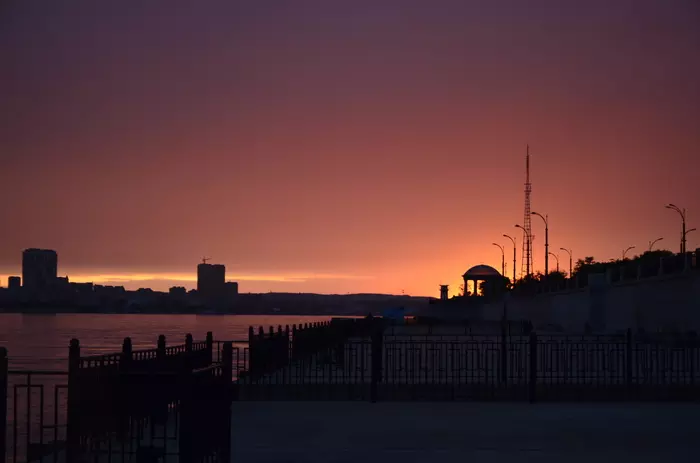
[520,146,533,278]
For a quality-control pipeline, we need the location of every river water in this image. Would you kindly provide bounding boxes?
[0,313,333,370]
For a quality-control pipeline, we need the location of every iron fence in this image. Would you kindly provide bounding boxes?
[2,334,233,463]
[235,331,700,402]
[4,370,68,463]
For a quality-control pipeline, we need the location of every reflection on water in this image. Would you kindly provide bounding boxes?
[0,313,332,370]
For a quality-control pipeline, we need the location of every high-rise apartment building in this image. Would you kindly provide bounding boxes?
[22,248,58,292]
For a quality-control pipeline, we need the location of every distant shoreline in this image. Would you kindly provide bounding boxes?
[0,308,367,316]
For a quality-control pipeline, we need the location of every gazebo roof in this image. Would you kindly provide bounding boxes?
[462,264,501,279]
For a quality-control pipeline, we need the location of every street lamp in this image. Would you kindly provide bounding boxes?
[531,212,549,276]
[503,234,517,284]
[622,246,635,260]
[685,229,697,266]
[560,247,572,278]
[515,224,531,277]
[665,204,686,254]
[492,243,505,277]
[648,237,663,252]
[548,252,560,273]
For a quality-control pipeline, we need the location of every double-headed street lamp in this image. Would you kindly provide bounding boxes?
[548,252,560,273]
[531,211,549,276]
[560,247,572,278]
[503,234,517,284]
[648,237,663,252]
[492,243,505,277]
[665,204,687,254]
[623,246,635,260]
[515,224,531,277]
[686,228,696,243]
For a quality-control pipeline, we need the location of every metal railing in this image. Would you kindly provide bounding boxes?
[4,369,68,463]
[2,333,233,463]
[235,330,700,402]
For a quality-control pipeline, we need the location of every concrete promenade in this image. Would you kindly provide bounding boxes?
[231,402,700,462]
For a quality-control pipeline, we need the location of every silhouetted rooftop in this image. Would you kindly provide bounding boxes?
[462,265,501,279]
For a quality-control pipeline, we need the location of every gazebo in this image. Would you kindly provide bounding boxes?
[462,264,503,297]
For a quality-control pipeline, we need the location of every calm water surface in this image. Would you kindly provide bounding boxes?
[0,313,333,370]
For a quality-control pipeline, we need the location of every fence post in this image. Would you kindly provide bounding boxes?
[277,326,283,369]
[0,347,7,461]
[248,327,255,376]
[528,332,537,403]
[66,339,81,462]
[222,342,233,383]
[121,337,133,370]
[500,318,508,384]
[220,341,234,462]
[156,335,166,376]
[257,327,265,375]
[626,328,633,392]
[118,338,133,435]
[206,332,213,365]
[370,325,383,403]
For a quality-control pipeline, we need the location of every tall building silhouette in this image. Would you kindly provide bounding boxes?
[22,248,58,292]
[197,261,226,300]
[520,147,533,278]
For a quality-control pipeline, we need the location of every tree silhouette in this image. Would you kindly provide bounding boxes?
[478,275,511,299]
[572,249,675,282]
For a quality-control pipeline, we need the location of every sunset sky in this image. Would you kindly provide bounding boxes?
[1,0,699,296]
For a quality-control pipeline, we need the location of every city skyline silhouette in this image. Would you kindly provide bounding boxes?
[1,0,699,296]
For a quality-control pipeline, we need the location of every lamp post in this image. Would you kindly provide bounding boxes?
[548,252,560,273]
[560,247,572,278]
[685,228,697,268]
[648,237,663,252]
[622,246,635,260]
[665,204,686,254]
[503,234,516,284]
[685,228,696,242]
[531,212,549,276]
[515,224,532,277]
[492,243,505,277]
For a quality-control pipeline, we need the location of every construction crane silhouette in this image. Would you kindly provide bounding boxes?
[201,257,211,264]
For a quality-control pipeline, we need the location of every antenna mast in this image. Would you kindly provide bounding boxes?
[520,146,533,278]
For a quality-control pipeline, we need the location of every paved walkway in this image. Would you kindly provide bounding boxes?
[231,402,700,462]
